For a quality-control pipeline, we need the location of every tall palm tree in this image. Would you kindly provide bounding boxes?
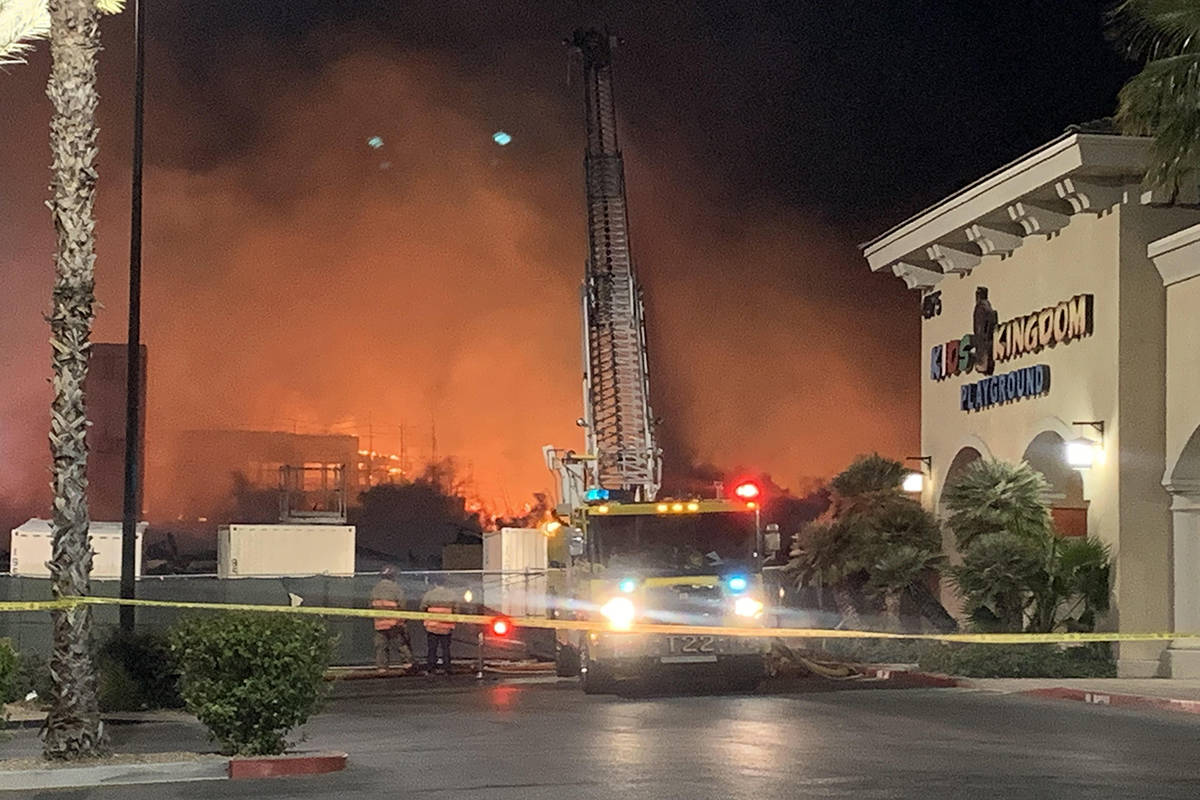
[1110,0,1200,196]
[0,0,49,66]
[39,0,124,759]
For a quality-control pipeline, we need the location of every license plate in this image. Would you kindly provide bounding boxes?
[668,634,718,654]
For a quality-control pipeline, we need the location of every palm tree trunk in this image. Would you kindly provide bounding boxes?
[832,585,863,629]
[42,0,103,760]
[883,591,902,631]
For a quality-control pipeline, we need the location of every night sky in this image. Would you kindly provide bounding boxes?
[0,1,1133,527]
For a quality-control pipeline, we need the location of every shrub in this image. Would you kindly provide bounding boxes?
[919,642,1116,678]
[0,639,17,704]
[13,651,53,704]
[789,455,949,631]
[821,636,932,665]
[170,612,334,756]
[97,631,182,712]
[942,459,1112,633]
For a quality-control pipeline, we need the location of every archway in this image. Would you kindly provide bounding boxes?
[1022,430,1087,537]
[938,446,983,516]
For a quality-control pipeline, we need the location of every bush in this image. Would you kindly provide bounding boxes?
[942,459,1112,633]
[919,642,1116,678]
[821,637,932,665]
[0,639,17,704]
[12,651,53,705]
[170,612,334,755]
[98,631,182,712]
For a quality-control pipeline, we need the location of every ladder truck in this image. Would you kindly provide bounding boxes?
[545,29,771,693]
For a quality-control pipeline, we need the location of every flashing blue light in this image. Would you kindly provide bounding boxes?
[619,578,636,594]
[367,135,384,149]
[585,488,610,502]
[726,576,749,594]
[492,130,513,146]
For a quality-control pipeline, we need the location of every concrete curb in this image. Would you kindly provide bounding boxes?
[229,751,348,780]
[1020,686,1200,714]
[0,758,229,792]
[857,666,1200,716]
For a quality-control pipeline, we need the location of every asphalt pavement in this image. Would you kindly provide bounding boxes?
[7,676,1200,799]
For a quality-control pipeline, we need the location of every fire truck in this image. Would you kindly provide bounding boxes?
[551,484,773,693]
[543,31,775,691]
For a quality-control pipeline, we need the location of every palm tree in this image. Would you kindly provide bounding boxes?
[1110,0,1200,196]
[942,459,1112,633]
[789,455,947,631]
[0,0,49,66]
[39,0,124,759]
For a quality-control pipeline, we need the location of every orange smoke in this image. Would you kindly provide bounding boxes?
[0,42,916,532]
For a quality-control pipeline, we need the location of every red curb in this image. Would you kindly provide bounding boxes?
[229,752,347,780]
[1022,687,1200,715]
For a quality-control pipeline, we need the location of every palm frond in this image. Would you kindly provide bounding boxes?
[1109,0,1200,61]
[0,0,49,67]
[96,0,126,14]
[1115,51,1200,192]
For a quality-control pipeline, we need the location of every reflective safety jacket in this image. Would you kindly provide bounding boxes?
[370,578,405,631]
[420,585,459,634]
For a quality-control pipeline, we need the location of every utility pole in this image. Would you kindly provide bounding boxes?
[119,0,147,634]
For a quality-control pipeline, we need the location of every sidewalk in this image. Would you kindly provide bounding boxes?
[862,666,1200,714]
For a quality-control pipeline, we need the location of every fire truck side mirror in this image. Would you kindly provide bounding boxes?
[567,529,585,557]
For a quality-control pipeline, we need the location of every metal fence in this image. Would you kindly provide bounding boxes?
[0,570,559,666]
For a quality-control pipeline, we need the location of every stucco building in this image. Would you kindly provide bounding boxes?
[861,132,1200,677]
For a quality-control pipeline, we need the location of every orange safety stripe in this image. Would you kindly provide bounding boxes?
[424,604,454,633]
[371,598,402,631]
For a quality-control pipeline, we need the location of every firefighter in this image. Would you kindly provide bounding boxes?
[370,565,412,671]
[420,575,459,674]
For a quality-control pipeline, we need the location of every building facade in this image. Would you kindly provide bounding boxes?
[862,133,1200,677]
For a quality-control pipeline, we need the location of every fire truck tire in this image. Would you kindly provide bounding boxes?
[580,647,616,695]
[556,642,581,678]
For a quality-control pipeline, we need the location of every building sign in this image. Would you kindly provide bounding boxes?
[931,291,1093,381]
[960,364,1050,412]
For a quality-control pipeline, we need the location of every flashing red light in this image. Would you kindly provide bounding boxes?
[733,481,761,500]
[490,617,512,637]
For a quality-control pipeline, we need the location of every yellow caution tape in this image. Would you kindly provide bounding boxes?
[1,596,1197,644]
[0,600,74,612]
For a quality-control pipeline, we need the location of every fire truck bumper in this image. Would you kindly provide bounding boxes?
[586,631,771,680]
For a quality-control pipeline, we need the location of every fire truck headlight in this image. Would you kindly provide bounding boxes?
[734,597,764,618]
[600,597,636,630]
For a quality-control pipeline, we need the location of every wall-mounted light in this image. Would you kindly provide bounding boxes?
[903,456,932,493]
[1067,421,1104,470]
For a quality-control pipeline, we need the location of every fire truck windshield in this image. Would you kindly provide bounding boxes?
[591,512,757,575]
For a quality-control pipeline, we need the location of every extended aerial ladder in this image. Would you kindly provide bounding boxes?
[545,28,661,508]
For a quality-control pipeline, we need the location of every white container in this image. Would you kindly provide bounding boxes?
[10,518,144,579]
[482,527,548,617]
[217,524,355,578]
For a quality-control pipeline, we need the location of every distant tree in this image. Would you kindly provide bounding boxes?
[353,468,483,566]
[1110,0,1200,197]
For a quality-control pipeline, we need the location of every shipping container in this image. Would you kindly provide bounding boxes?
[482,527,548,617]
[10,518,145,579]
[217,524,355,578]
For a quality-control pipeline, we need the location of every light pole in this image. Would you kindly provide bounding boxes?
[119,0,146,633]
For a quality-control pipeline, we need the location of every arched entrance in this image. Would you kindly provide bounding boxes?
[940,446,982,508]
[1166,427,1200,676]
[1022,430,1088,537]
[936,446,984,616]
